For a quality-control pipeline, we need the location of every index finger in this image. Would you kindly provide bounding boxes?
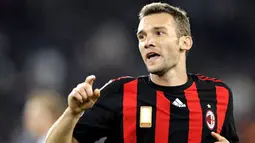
[85,75,96,85]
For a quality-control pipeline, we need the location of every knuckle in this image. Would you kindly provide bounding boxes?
[77,83,83,88]
[71,94,78,99]
[71,88,82,96]
[70,89,76,95]
[72,88,78,94]
[73,87,78,91]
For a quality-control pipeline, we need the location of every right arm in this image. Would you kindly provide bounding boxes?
[45,107,81,143]
[45,75,100,143]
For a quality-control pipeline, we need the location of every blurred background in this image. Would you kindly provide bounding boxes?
[0,0,254,142]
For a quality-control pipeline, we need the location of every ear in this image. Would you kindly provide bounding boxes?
[179,36,193,51]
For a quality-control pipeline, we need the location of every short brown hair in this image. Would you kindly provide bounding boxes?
[139,2,191,38]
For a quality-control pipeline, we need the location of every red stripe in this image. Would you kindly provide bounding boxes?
[184,82,203,143]
[216,86,229,133]
[155,91,170,143]
[123,79,138,143]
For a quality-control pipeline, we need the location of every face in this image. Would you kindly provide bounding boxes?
[137,13,183,75]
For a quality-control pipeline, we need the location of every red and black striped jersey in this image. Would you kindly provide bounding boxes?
[73,73,239,143]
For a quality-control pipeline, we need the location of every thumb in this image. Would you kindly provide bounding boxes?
[94,88,100,97]
[85,75,96,85]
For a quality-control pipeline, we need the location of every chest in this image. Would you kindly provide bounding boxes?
[121,88,228,142]
[124,90,218,126]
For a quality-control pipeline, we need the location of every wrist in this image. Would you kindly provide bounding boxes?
[65,107,84,119]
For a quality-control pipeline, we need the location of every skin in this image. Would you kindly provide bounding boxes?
[45,12,229,143]
[137,13,192,87]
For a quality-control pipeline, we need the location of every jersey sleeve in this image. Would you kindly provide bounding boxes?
[220,88,239,143]
[73,76,134,143]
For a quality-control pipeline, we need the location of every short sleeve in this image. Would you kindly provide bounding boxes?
[73,76,135,143]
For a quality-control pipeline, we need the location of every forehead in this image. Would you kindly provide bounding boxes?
[138,13,176,32]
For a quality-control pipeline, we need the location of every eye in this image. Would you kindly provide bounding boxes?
[138,34,145,40]
[156,31,164,36]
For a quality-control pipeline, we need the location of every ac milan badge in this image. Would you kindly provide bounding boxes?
[205,110,215,130]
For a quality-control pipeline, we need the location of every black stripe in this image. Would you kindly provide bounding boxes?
[164,91,189,143]
[101,81,125,143]
[136,78,156,143]
[116,82,124,143]
[106,78,136,143]
[195,80,218,143]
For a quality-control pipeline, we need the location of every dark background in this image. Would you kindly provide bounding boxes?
[0,0,254,142]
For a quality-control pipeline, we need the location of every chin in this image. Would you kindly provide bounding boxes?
[147,66,165,76]
[147,63,175,76]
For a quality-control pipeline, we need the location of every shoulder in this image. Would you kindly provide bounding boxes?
[100,76,137,94]
[193,73,223,83]
[191,73,232,93]
[94,76,138,109]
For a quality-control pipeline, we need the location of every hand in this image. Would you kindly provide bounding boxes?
[211,132,229,143]
[67,75,100,115]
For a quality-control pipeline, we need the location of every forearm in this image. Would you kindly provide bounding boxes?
[45,107,81,143]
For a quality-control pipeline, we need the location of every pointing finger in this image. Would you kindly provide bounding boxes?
[84,83,93,98]
[85,75,96,85]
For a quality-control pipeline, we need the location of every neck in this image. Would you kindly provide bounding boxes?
[150,60,188,87]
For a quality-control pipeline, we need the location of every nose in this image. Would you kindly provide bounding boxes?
[144,36,155,49]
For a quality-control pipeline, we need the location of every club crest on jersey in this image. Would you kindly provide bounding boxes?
[205,110,215,130]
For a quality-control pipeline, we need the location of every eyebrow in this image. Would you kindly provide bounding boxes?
[136,26,167,35]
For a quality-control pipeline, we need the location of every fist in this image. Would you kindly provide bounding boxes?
[67,75,100,114]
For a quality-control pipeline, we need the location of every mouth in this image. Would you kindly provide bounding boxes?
[146,52,160,60]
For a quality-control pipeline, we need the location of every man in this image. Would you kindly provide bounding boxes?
[45,2,239,143]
